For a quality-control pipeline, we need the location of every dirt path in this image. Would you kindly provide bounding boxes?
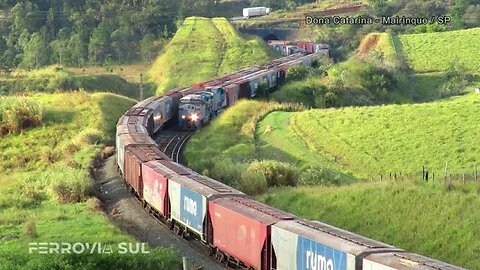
[92,155,226,270]
[357,34,380,57]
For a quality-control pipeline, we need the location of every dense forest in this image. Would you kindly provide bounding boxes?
[0,0,478,70]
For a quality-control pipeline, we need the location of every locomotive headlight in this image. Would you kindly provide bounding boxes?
[191,113,199,122]
[181,115,186,119]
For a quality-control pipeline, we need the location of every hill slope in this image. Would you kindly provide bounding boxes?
[0,92,178,269]
[258,94,480,179]
[147,17,273,94]
[398,27,480,74]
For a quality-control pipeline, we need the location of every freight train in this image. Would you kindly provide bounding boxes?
[115,48,464,269]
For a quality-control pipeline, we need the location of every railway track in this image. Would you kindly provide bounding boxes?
[155,129,195,163]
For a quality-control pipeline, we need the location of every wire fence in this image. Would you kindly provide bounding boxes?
[370,165,480,184]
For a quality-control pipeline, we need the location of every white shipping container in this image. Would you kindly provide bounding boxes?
[243,7,271,18]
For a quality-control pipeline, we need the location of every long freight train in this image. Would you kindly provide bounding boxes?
[115,43,464,270]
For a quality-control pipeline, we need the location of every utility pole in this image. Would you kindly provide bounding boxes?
[139,73,144,100]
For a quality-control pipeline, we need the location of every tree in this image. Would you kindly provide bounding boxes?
[21,32,49,68]
[463,5,480,27]
[140,34,156,64]
[88,22,111,64]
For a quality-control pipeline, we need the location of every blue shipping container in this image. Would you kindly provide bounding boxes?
[179,186,205,233]
[296,236,347,270]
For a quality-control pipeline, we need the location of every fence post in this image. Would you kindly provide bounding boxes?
[475,165,478,182]
[182,257,191,270]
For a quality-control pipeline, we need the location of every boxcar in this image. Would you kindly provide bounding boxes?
[145,96,173,134]
[271,220,402,270]
[142,160,192,218]
[116,123,148,136]
[168,173,244,242]
[363,252,466,270]
[209,197,296,270]
[124,145,168,198]
[224,83,240,106]
[116,132,156,175]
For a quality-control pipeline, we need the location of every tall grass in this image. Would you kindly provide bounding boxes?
[0,97,43,135]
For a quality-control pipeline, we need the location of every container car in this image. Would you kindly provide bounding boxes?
[363,252,466,270]
[116,132,156,175]
[243,7,271,18]
[168,174,245,242]
[271,220,402,270]
[145,96,174,134]
[209,197,296,270]
[124,145,168,197]
[116,123,148,136]
[142,159,192,218]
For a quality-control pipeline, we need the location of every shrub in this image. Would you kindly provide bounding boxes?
[209,158,247,186]
[236,170,268,195]
[247,160,298,187]
[75,129,104,145]
[49,168,93,203]
[286,65,309,81]
[0,97,43,136]
[23,220,37,238]
[299,165,342,186]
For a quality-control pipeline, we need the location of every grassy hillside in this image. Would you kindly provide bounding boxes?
[398,27,480,74]
[0,92,178,269]
[259,181,480,269]
[148,17,273,94]
[258,94,480,180]
[0,66,153,99]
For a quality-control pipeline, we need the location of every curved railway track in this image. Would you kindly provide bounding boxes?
[155,129,195,163]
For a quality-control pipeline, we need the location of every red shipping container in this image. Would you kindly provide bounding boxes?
[224,84,240,106]
[142,160,171,216]
[209,197,295,270]
[124,145,167,197]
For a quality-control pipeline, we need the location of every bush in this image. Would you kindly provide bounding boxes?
[236,170,268,195]
[286,65,309,81]
[49,168,93,203]
[23,220,37,238]
[75,129,104,145]
[247,160,298,187]
[299,165,343,186]
[209,158,247,186]
[0,97,43,136]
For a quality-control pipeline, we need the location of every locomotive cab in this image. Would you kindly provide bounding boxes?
[178,93,212,130]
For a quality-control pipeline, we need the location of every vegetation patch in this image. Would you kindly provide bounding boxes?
[260,94,480,180]
[0,97,43,136]
[148,17,273,94]
[399,27,480,74]
[0,66,150,99]
[184,100,305,194]
[0,92,178,269]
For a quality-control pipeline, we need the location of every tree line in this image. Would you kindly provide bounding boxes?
[0,0,218,70]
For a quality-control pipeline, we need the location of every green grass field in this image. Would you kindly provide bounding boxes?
[0,92,178,269]
[399,27,480,74]
[259,94,480,179]
[147,17,273,94]
[0,65,152,99]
